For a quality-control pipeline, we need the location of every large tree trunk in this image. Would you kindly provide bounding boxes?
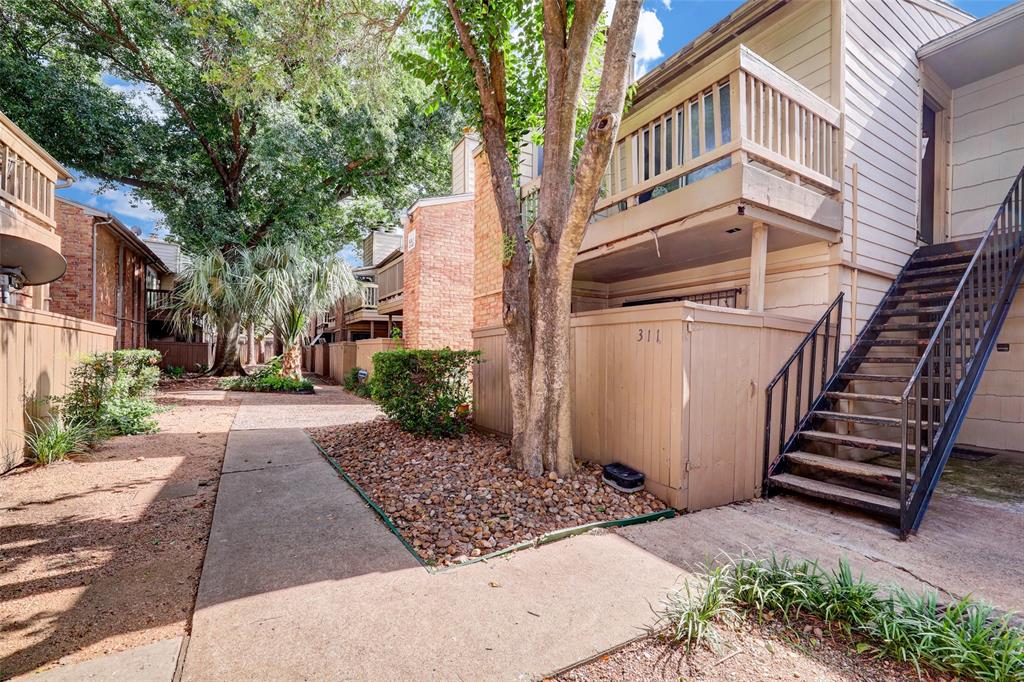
[280,343,303,380]
[210,317,245,376]
[448,0,641,476]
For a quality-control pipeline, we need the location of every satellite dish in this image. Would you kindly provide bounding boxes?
[0,233,67,285]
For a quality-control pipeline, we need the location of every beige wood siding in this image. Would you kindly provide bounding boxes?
[1,306,115,472]
[472,303,812,510]
[577,243,832,321]
[946,63,1024,452]
[949,62,1024,240]
[840,0,969,338]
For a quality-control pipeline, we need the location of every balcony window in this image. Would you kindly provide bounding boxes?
[664,115,673,170]
[703,90,715,152]
[677,110,685,163]
[689,99,699,158]
[653,122,662,176]
[719,83,732,144]
[642,128,650,181]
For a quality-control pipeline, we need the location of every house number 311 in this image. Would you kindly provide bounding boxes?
[636,328,661,343]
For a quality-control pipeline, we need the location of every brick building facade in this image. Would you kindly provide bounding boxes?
[472,149,504,329]
[51,198,168,348]
[403,195,475,350]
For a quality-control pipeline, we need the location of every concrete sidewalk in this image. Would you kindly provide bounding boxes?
[180,388,686,681]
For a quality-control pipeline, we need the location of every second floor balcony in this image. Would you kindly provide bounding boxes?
[0,111,70,299]
[342,282,380,323]
[523,46,844,284]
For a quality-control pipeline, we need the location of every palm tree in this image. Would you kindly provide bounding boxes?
[249,244,358,379]
[167,249,258,376]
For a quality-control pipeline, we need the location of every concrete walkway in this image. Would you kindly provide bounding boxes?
[179,387,686,681]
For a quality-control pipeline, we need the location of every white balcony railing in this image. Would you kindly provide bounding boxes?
[343,282,379,320]
[593,45,841,219]
[0,113,60,229]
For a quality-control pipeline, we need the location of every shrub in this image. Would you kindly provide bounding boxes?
[219,373,313,393]
[165,365,186,378]
[343,366,371,398]
[24,413,99,465]
[370,348,479,437]
[60,349,162,436]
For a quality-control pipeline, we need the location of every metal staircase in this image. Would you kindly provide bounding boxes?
[763,167,1024,538]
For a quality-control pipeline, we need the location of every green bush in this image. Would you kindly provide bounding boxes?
[165,365,186,378]
[370,348,479,437]
[343,366,371,398]
[60,349,162,436]
[219,373,313,393]
[24,413,100,465]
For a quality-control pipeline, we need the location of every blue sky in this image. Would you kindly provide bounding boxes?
[58,0,1016,238]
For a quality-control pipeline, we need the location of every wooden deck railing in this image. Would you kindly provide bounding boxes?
[0,113,61,229]
[146,288,172,310]
[593,45,841,219]
[377,255,404,303]
[343,283,379,318]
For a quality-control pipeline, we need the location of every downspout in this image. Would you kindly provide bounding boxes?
[117,242,124,348]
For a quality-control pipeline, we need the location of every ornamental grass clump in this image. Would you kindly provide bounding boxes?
[660,554,1024,681]
[24,413,101,465]
[370,349,479,437]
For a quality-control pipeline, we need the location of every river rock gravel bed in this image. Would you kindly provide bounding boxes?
[308,418,668,566]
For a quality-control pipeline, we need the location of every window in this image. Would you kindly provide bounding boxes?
[704,90,715,151]
[690,99,700,157]
[653,122,662,176]
[642,128,650,181]
[719,83,732,144]
[664,115,673,170]
[677,110,685,163]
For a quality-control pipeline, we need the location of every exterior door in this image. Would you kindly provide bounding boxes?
[918,100,938,245]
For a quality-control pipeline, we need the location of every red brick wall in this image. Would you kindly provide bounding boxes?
[52,200,148,348]
[473,150,504,329]
[403,197,475,350]
[50,200,95,320]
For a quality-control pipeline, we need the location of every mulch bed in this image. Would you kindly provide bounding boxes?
[308,418,668,567]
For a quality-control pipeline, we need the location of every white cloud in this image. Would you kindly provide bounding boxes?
[633,9,665,77]
[602,2,666,78]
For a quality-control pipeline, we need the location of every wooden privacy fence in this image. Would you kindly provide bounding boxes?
[1,306,115,472]
[472,302,813,510]
[355,338,401,377]
[328,342,357,382]
[149,341,212,370]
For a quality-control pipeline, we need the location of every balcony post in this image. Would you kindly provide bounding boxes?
[749,221,768,313]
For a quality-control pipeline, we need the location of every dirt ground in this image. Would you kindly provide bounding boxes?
[0,386,240,679]
[555,617,949,682]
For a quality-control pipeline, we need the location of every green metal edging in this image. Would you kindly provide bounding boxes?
[307,434,678,574]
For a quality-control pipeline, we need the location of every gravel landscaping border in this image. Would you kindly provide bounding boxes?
[307,434,677,573]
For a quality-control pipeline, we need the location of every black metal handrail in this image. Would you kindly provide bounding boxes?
[896,166,1024,537]
[762,292,844,489]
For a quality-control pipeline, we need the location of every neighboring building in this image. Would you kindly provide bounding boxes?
[0,110,115,471]
[316,227,406,343]
[472,0,1024,536]
[51,197,169,349]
